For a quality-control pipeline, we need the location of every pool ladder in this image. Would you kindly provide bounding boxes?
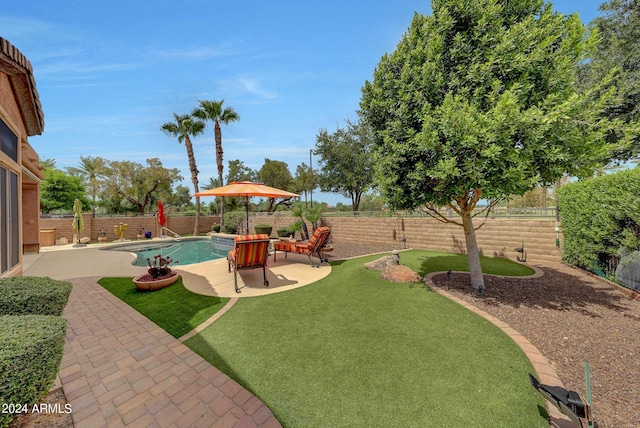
[160,227,181,241]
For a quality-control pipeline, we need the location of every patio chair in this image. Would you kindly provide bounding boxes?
[273,226,331,267]
[227,234,271,293]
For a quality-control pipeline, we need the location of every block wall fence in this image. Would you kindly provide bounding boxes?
[39,212,563,264]
[39,215,221,244]
[249,212,563,264]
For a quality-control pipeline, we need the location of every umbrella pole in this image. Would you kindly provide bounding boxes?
[245,197,249,234]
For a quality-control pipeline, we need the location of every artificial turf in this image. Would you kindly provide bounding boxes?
[184,250,547,427]
[97,276,229,338]
[399,249,536,277]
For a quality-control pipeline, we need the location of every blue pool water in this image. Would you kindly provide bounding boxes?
[110,239,231,266]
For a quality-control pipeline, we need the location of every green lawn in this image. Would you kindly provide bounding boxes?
[98,277,229,338]
[184,251,546,427]
[399,249,535,277]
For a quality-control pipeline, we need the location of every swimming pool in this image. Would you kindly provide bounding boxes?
[107,238,232,266]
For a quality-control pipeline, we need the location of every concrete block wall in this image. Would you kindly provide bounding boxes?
[39,215,222,245]
[250,213,563,264]
[39,212,562,264]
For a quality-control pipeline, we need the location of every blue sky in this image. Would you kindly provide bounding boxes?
[4,1,604,205]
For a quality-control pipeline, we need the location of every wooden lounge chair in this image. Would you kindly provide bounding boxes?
[273,226,331,267]
[227,234,270,293]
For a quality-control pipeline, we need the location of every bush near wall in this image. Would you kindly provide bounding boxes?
[0,315,67,428]
[0,277,72,316]
[558,168,640,272]
[224,211,246,234]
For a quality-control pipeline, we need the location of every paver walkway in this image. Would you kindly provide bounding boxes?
[59,276,281,427]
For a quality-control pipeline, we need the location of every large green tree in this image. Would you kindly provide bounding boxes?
[360,0,632,291]
[256,158,295,212]
[225,159,258,212]
[40,168,90,213]
[100,158,182,214]
[582,0,640,160]
[293,162,317,208]
[66,155,106,217]
[227,159,257,183]
[314,119,375,211]
[192,100,240,227]
[161,113,205,235]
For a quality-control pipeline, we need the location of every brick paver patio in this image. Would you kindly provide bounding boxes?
[59,276,281,427]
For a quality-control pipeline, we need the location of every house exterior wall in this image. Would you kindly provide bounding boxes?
[0,74,26,277]
[0,38,45,277]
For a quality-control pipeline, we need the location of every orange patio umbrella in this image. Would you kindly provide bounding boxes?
[194,181,299,233]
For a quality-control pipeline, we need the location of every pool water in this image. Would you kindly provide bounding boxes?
[117,239,229,266]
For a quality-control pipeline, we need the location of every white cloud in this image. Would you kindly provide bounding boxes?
[157,44,234,60]
[238,76,277,99]
[36,60,144,76]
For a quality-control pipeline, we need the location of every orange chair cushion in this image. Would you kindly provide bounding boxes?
[273,227,330,255]
[228,234,270,269]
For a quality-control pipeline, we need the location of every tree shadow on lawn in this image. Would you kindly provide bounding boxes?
[429,265,635,318]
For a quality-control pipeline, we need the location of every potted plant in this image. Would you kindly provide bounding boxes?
[276,226,290,238]
[132,255,180,291]
[97,227,108,242]
[254,223,273,236]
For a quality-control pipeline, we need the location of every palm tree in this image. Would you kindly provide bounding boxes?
[39,158,56,170]
[161,113,205,236]
[192,99,240,227]
[66,156,106,217]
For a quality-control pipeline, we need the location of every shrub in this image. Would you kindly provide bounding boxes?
[211,224,221,233]
[558,168,640,273]
[223,211,246,234]
[0,277,72,316]
[254,223,273,236]
[0,315,67,427]
[276,227,290,237]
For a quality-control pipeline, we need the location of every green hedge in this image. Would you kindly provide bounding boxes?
[0,315,67,428]
[558,168,640,271]
[0,277,72,316]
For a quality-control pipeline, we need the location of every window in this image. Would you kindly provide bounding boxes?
[0,119,18,162]
[0,117,20,274]
[1,166,20,274]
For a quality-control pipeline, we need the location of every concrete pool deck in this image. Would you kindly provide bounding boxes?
[23,240,331,297]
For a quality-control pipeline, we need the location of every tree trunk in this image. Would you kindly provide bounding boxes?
[215,121,225,228]
[461,210,485,292]
[184,136,200,236]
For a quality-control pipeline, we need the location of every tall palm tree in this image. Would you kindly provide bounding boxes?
[161,113,205,236]
[66,156,106,217]
[192,99,240,227]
